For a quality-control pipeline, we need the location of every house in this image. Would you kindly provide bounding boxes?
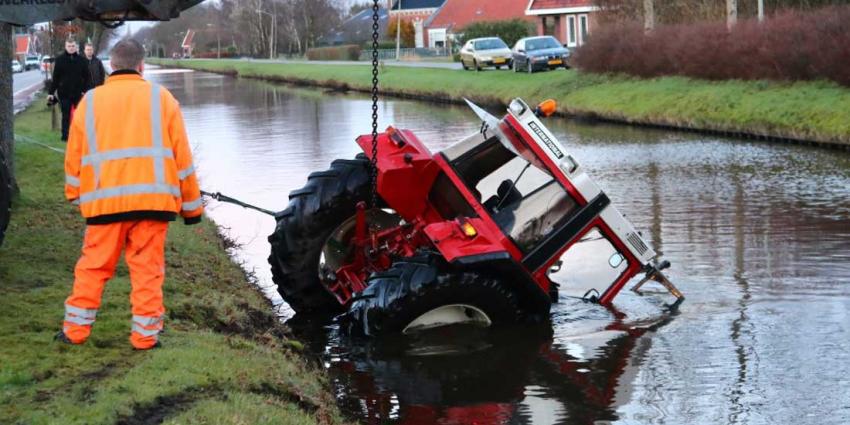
[181,30,195,58]
[14,34,30,62]
[425,0,532,49]
[525,0,599,47]
[387,0,445,48]
[318,6,390,46]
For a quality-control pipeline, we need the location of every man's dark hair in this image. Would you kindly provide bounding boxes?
[111,39,146,71]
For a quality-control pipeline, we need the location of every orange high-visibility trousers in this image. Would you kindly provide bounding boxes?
[63,220,168,349]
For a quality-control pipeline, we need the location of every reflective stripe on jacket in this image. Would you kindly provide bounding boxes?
[64,72,203,222]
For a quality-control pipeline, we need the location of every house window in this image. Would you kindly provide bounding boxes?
[567,15,577,47]
[578,14,589,45]
[543,16,556,36]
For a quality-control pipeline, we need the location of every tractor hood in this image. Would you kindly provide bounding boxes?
[0,0,203,25]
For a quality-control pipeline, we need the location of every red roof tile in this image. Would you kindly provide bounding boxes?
[181,30,195,48]
[528,0,593,10]
[428,0,532,30]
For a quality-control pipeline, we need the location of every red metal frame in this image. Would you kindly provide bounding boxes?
[328,113,640,307]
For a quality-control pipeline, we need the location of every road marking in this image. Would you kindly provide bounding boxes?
[13,80,44,98]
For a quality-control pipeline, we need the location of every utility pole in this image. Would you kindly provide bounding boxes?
[758,0,764,22]
[395,0,401,60]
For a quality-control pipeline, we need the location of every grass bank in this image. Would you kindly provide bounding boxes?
[150,58,850,147]
[0,102,345,424]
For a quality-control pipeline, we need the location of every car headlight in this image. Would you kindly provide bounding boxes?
[480,56,492,61]
[532,56,547,62]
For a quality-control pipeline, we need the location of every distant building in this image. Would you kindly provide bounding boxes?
[425,0,532,49]
[318,6,390,46]
[387,0,445,48]
[526,0,599,47]
[181,30,195,58]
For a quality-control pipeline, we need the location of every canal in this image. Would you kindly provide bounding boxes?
[148,68,850,425]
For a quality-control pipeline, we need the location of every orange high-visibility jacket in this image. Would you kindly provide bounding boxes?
[64,72,203,224]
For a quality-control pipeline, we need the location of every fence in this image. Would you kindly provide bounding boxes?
[357,47,451,61]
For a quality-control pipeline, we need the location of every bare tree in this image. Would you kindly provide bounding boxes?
[644,0,656,31]
[727,0,738,29]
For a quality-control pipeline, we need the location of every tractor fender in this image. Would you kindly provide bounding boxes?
[450,252,552,319]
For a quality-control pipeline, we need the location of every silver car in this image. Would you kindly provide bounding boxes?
[11,60,23,73]
[459,37,513,71]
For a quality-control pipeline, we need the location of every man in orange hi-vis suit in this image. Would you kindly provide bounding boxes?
[57,39,203,350]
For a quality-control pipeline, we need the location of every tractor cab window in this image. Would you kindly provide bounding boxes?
[451,138,579,252]
[550,227,630,299]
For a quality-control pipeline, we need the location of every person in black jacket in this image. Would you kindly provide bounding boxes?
[48,40,92,141]
[84,43,106,88]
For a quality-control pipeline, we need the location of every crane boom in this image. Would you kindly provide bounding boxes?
[0,0,204,25]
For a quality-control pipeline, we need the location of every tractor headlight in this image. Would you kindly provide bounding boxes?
[460,221,477,238]
[509,99,528,116]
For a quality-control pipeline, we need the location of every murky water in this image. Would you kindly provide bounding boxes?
[148,69,850,425]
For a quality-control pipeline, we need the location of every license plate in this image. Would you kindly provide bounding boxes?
[493,58,506,64]
[548,59,562,65]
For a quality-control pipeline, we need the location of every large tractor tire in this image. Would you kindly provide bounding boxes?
[268,154,382,314]
[344,254,527,336]
[0,150,11,248]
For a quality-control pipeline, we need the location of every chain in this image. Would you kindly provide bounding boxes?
[369,0,380,208]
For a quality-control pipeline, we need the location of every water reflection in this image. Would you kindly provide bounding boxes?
[147,69,850,425]
[289,302,669,425]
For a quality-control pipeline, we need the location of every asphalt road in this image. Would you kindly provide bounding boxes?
[13,69,44,95]
[12,69,45,114]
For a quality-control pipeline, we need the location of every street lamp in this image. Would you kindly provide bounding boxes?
[256,9,276,60]
[395,0,401,60]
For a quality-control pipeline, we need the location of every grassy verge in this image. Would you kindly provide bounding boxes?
[0,102,344,424]
[150,58,850,146]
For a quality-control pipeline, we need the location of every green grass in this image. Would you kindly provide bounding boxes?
[150,58,850,145]
[0,103,344,424]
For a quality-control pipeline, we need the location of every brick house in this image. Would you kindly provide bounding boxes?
[525,0,599,48]
[425,0,532,49]
[387,0,445,48]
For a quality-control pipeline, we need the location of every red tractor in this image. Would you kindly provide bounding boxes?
[268,98,683,335]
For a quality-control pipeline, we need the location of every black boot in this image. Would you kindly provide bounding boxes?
[54,331,76,345]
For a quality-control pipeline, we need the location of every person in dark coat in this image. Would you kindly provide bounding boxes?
[84,43,106,88]
[48,40,92,141]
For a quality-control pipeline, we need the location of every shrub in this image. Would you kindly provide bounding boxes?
[193,51,237,59]
[573,6,850,86]
[458,19,534,48]
[306,45,362,61]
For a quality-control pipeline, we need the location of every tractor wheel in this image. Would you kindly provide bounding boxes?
[268,154,390,314]
[344,254,526,336]
[0,150,11,248]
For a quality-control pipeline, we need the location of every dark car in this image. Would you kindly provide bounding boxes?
[511,36,570,74]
